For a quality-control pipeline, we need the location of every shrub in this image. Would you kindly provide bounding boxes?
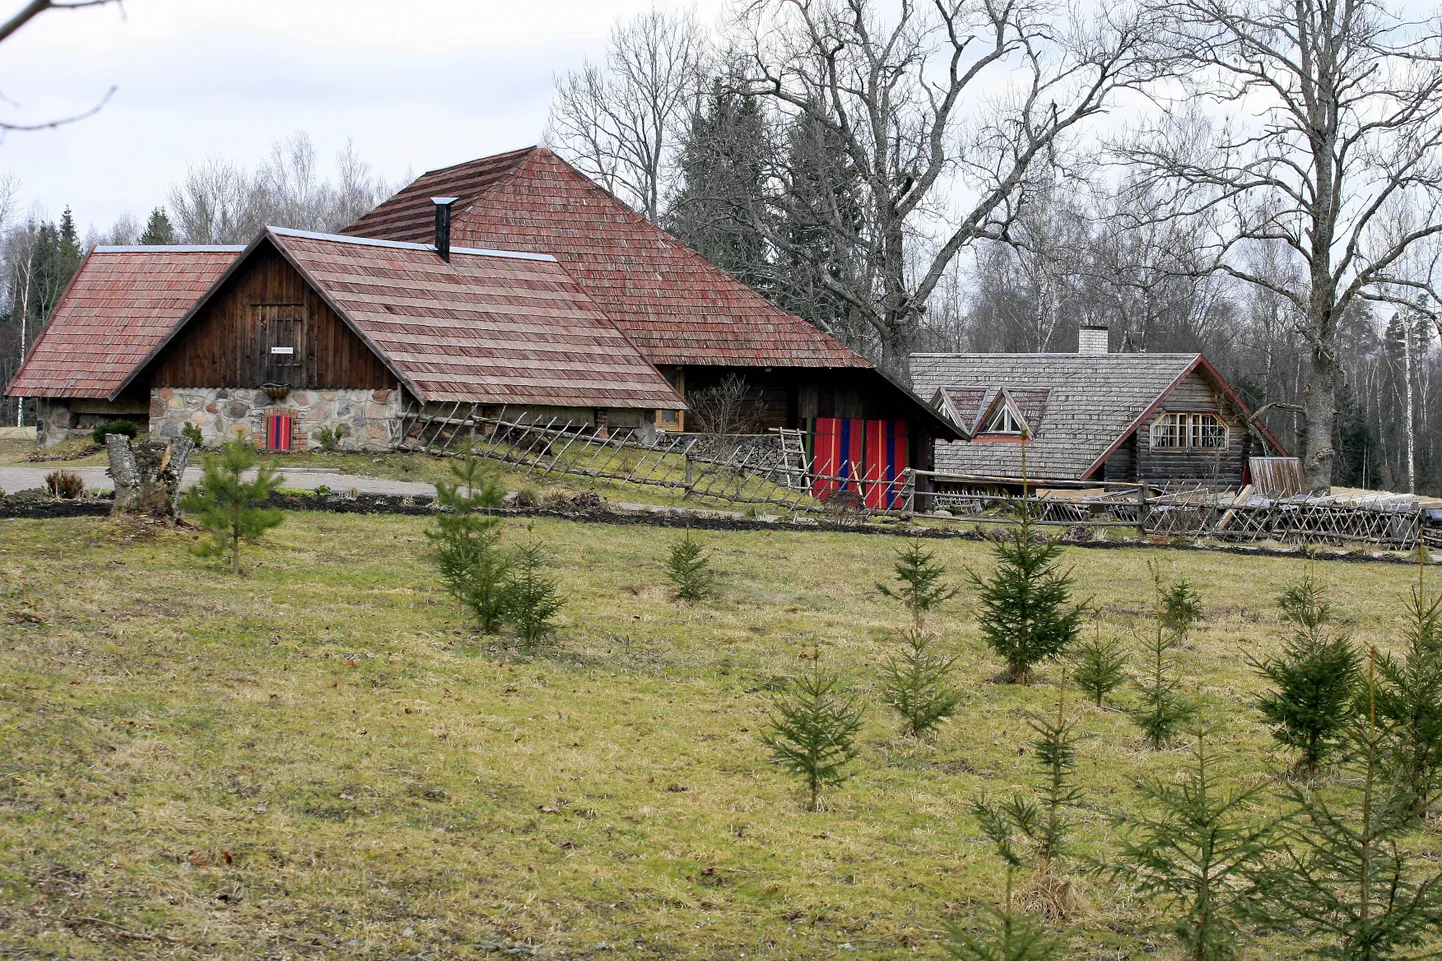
[91,419,139,446]
[179,438,284,575]
[879,628,960,738]
[1252,574,1360,779]
[1072,631,1129,708]
[507,532,563,649]
[318,425,345,452]
[181,422,204,446]
[666,530,715,601]
[44,469,84,499]
[763,654,864,811]
[428,455,510,633]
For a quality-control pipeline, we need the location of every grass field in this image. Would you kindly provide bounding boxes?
[1,510,1439,959]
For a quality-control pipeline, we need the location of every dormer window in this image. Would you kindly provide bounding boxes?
[981,397,1028,436]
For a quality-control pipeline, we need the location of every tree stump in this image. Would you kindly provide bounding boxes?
[107,434,195,522]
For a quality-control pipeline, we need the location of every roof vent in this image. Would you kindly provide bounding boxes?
[1078,324,1109,356]
[432,197,458,262]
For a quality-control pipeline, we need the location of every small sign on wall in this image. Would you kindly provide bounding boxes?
[271,346,295,355]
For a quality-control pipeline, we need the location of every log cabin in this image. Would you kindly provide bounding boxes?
[910,327,1286,489]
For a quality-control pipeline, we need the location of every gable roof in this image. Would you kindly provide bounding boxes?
[122,227,683,411]
[343,146,868,369]
[6,245,243,399]
[911,352,1275,480]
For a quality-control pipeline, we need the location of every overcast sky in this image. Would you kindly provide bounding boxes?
[0,0,722,235]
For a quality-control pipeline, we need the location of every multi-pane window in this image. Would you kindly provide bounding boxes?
[983,402,1024,435]
[1151,412,1227,450]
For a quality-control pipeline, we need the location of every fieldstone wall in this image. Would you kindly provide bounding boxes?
[149,387,404,451]
[34,399,76,448]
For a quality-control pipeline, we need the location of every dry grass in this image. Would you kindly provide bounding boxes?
[0,511,1438,959]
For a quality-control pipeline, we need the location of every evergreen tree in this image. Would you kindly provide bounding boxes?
[1072,629,1129,708]
[1252,574,1360,779]
[666,79,771,294]
[763,654,864,811]
[507,531,563,649]
[877,538,957,633]
[1132,565,1199,748]
[878,628,961,738]
[1372,560,1442,817]
[139,206,177,245]
[1114,713,1278,961]
[427,455,510,633]
[969,507,1084,685]
[1252,653,1442,959]
[665,530,715,601]
[945,867,1065,961]
[180,437,284,575]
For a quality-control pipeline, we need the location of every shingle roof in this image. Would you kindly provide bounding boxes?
[6,246,243,399]
[911,353,1207,480]
[344,146,868,368]
[119,228,684,411]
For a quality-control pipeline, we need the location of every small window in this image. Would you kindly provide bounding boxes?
[1151,412,1226,450]
[656,368,685,430]
[981,401,1025,435]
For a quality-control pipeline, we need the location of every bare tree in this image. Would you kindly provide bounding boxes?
[167,155,255,244]
[739,0,1170,373]
[1118,0,1442,489]
[547,7,710,220]
[0,0,121,134]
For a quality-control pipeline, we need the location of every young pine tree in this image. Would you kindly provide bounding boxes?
[1372,559,1442,819]
[1251,574,1360,779]
[1072,628,1129,708]
[428,455,510,633]
[1251,652,1442,960]
[879,628,961,738]
[1114,710,1278,961]
[969,508,1084,685]
[945,865,1065,961]
[763,653,864,812]
[507,531,563,649]
[877,538,957,633]
[666,530,715,601]
[1132,566,1199,748]
[180,437,283,575]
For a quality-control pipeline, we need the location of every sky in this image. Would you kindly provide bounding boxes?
[0,0,723,234]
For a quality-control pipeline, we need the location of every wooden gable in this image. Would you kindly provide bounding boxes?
[147,242,395,392]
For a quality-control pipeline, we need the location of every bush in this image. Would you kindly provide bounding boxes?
[91,419,139,446]
[179,438,284,575]
[318,425,345,452]
[666,530,715,601]
[44,469,84,499]
[181,422,204,446]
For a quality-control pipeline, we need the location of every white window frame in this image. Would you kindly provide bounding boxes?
[1151,412,1228,450]
[982,400,1025,436]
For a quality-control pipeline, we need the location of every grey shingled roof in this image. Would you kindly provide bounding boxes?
[910,353,1204,480]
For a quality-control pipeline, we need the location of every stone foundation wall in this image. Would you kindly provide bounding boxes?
[149,387,404,451]
[34,398,151,448]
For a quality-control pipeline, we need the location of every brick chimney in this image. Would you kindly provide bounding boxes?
[1078,324,1109,356]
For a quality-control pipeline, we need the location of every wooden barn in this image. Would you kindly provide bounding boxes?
[9,227,682,450]
[344,145,960,473]
[910,332,1285,488]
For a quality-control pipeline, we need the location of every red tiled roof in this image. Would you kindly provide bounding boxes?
[344,147,869,369]
[131,228,684,410]
[6,246,242,398]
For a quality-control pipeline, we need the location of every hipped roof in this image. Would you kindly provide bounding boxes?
[121,228,684,410]
[6,245,243,399]
[343,146,870,369]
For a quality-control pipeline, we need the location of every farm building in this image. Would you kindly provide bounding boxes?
[344,145,960,473]
[911,329,1286,488]
[8,227,683,450]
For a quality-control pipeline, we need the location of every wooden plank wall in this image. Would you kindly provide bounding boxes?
[1132,371,1249,484]
[149,244,395,391]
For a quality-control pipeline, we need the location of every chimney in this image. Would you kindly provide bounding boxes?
[1078,324,1110,356]
[431,197,458,262]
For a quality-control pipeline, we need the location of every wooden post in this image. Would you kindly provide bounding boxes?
[1135,483,1149,539]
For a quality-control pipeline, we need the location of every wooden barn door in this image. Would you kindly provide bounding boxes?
[257,304,305,388]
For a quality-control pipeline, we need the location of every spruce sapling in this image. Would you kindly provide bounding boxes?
[507,530,563,649]
[1251,573,1360,779]
[428,454,510,632]
[1113,704,1278,961]
[180,437,283,575]
[1372,556,1442,818]
[1131,564,1198,748]
[763,653,864,811]
[666,530,715,601]
[879,628,961,738]
[969,501,1084,685]
[945,865,1065,961]
[877,538,957,633]
[1072,627,1128,708]
[1250,651,1442,959]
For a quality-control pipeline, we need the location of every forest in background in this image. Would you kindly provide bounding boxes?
[3,0,1442,495]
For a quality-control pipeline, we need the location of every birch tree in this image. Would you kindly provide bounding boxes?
[1119,0,1442,490]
